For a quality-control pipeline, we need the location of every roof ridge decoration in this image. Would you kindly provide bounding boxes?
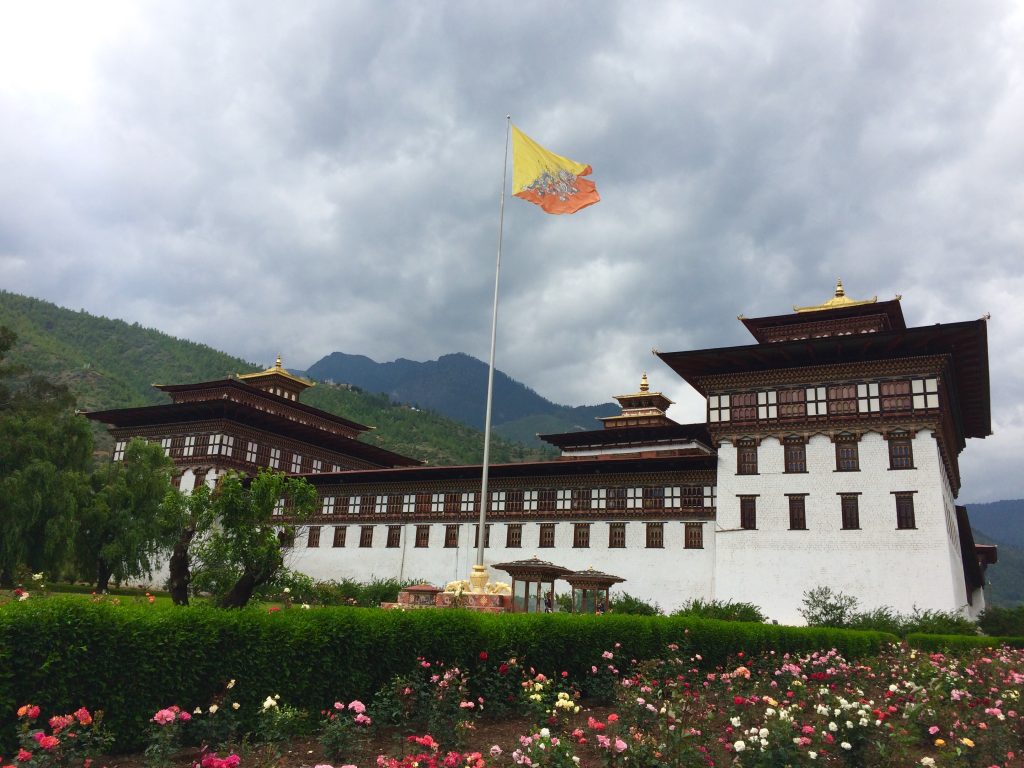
[793,279,882,313]
[236,354,315,388]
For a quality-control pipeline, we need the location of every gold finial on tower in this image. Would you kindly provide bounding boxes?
[794,280,877,313]
[834,279,846,298]
[275,355,283,369]
[640,373,649,393]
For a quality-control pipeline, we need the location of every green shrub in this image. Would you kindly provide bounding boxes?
[609,592,661,615]
[905,633,1024,651]
[978,605,1024,637]
[0,598,896,752]
[671,598,766,623]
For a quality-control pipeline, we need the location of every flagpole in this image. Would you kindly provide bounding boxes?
[472,115,511,583]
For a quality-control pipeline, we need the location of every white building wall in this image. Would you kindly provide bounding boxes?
[714,430,971,624]
[286,518,715,612]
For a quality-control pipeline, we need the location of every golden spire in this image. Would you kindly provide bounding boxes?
[639,373,649,393]
[275,355,283,370]
[794,279,878,313]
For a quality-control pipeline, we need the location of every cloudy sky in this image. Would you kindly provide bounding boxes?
[1,2,1021,502]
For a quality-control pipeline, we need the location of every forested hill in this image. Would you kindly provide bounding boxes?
[966,499,1024,607]
[0,290,552,465]
[307,351,619,446]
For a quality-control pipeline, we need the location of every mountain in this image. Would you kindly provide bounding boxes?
[306,351,619,445]
[965,499,1024,608]
[0,290,552,466]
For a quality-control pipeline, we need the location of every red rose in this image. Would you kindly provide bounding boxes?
[479,651,488,661]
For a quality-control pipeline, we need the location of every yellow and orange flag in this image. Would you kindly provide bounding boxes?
[512,126,600,215]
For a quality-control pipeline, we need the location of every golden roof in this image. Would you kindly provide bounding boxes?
[794,279,878,313]
[612,373,673,404]
[236,355,314,387]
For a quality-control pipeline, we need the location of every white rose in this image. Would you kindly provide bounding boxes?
[263,697,277,710]
[539,728,550,738]
[841,742,852,750]
[232,702,240,710]
[734,741,746,752]
[209,704,219,714]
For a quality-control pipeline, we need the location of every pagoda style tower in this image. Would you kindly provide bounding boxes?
[598,374,676,429]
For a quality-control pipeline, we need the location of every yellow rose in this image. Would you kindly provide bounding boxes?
[960,738,974,748]
[934,739,945,747]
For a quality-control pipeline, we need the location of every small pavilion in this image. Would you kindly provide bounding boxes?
[493,557,572,613]
[564,568,624,613]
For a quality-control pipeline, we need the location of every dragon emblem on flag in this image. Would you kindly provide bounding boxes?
[523,168,582,202]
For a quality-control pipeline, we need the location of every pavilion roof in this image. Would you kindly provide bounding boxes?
[492,557,573,580]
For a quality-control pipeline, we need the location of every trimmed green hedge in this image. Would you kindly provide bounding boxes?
[905,632,1024,651]
[0,599,896,751]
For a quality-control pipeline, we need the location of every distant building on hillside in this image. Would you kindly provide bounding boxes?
[88,283,996,623]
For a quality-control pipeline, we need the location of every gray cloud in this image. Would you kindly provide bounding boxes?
[0,0,1021,501]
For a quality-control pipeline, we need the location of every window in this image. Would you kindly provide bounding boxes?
[788,495,807,530]
[209,434,223,456]
[347,495,362,514]
[375,495,388,514]
[222,436,234,457]
[431,493,445,514]
[857,383,880,413]
[291,454,303,473]
[113,441,126,461]
[736,439,758,475]
[780,437,805,473]
[778,388,806,418]
[332,526,346,547]
[740,497,757,530]
[415,525,430,548]
[332,464,342,473]
[245,441,258,463]
[402,494,416,514]
[273,498,285,516]
[444,525,459,548]
[321,496,336,515]
[473,524,491,548]
[708,394,731,422]
[840,495,860,530]
[269,447,280,469]
[911,378,939,410]
[757,390,778,419]
[644,486,664,510]
[538,489,556,512]
[608,522,626,548]
[888,432,914,469]
[161,437,173,457]
[539,523,555,548]
[386,526,401,548]
[664,487,681,508]
[881,380,912,411]
[703,486,716,508]
[645,522,664,548]
[490,491,506,512]
[183,435,197,458]
[835,436,860,471]
[895,493,916,529]
[607,487,626,511]
[805,387,827,416]
[307,526,321,548]
[556,489,572,511]
[626,487,643,510]
[506,524,522,548]
[573,523,590,548]
[460,492,476,513]
[506,490,524,513]
[278,529,294,548]
[359,526,374,548]
[730,392,757,421]
[591,488,607,510]
[828,384,858,415]
[524,490,539,512]
[312,458,322,472]
[684,522,703,549]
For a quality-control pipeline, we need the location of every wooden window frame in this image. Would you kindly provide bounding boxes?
[608,522,626,548]
[783,437,807,473]
[788,494,807,530]
[307,526,321,548]
[473,524,492,548]
[444,524,459,548]
[645,522,664,549]
[386,525,401,548]
[736,438,758,475]
[840,494,860,530]
[684,522,703,549]
[739,496,757,530]
[573,523,591,548]
[506,523,522,548]
[359,525,374,548]
[835,435,860,472]
[895,492,916,529]
[888,432,915,470]
[415,524,430,548]
[538,523,555,548]
[332,525,346,548]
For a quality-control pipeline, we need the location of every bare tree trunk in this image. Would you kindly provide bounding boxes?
[218,570,260,609]
[96,559,112,593]
[168,526,196,606]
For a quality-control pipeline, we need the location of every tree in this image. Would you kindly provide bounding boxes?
[799,586,860,627]
[192,469,316,608]
[0,327,94,584]
[159,482,216,606]
[75,438,176,592]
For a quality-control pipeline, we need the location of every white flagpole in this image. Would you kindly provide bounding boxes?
[473,115,511,578]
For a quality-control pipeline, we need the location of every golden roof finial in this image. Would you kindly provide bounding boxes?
[275,355,283,369]
[640,373,649,393]
[794,280,877,313]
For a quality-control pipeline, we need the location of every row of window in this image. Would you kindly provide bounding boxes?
[735,432,914,475]
[113,434,344,474]
[296,521,707,550]
[737,492,917,531]
[709,378,940,423]
[310,486,717,517]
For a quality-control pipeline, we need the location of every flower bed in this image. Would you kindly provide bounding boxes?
[3,640,1022,767]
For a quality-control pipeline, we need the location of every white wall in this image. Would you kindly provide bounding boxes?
[714,430,971,624]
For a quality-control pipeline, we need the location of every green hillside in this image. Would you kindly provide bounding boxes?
[0,290,553,465]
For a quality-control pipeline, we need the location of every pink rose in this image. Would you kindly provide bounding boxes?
[347,700,366,714]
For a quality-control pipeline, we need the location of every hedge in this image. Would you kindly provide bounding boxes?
[905,632,1024,651]
[0,599,896,751]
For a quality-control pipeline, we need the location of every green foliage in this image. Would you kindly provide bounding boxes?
[74,438,175,590]
[799,586,860,627]
[260,570,413,607]
[192,471,317,608]
[0,599,896,752]
[609,592,662,615]
[978,604,1024,636]
[905,633,1024,651]
[671,598,767,623]
[801,586,977,636]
